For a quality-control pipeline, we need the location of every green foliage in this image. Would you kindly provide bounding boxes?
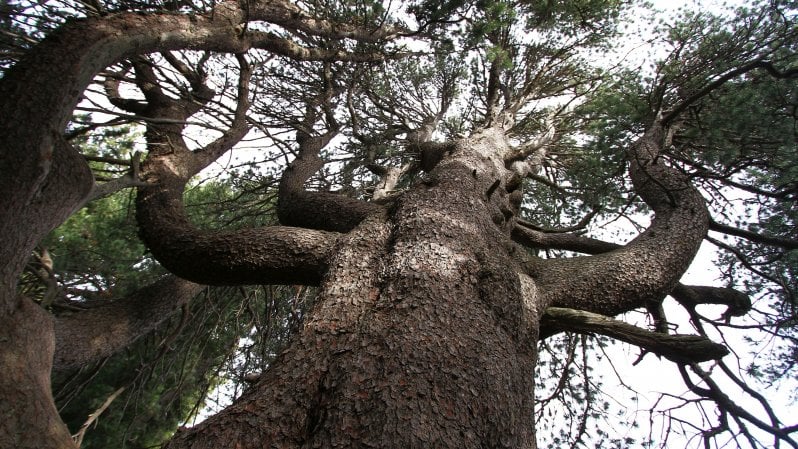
[55,283,307,449]
[6,0,797,446]
[35,123,305,447]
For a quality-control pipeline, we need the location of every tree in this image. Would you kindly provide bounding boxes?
[0,0,796,448]
[41,155,305,448]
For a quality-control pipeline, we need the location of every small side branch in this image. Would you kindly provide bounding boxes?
[72,387,126,448]
[542,307,729,364]
[709,217,798,250]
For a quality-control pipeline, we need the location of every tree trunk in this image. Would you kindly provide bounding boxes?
[0,4,711,446]
[0,298,75,449]
[166,130,541,448]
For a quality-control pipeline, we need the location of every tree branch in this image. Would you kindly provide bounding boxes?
[513,222,752,319]
[670,284,752,318]
[709,217,798,250]
[246,0,408,42]
[680,364,798,448]
[542,307,728,363]
[663,59,798,125]
[531,120,709,317]
[72,387,126,448]
[277,86,382,232]
[53,276,206,374]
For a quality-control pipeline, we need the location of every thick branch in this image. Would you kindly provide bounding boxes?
[418,141,457,172]
[53,276,205,374]
[0,1,396,301]
[513,222,751,318]
[0,1,401,258]
[277,108,381,232]
[0,298,75,449]
[670,284,752,317]
[531,121,709,316]
[542,307,729,363]
[137,176,339,286]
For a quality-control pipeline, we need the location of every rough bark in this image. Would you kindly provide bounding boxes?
[0,3,389,447]
[159,122,712,449]
[165,129,541,449]
[53,276,205,374]
[512,222,752,319]
[136,174,340,286]
[0,2,718,447]
[0,298,75,449]
[528,122,710,317]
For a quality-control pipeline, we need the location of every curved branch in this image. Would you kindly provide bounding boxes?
[53,276,206,374]
[514,217,752,320]
[541,307,728,363]
[137,174,339,286]
[277,99,382,232]
[1,1,391,302]
[103,63,148,114]
[0,1,403,266]
[531,121,709,317]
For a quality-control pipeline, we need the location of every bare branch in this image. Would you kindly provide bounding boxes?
[72,387,126,448]
[679,364,798,448]
[709,217,798,250]
[542,307,729,363]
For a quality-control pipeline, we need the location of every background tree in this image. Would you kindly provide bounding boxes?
[0,0,796,448]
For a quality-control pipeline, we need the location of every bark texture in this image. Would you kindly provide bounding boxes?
[0,2,717,447]
[53,276,205,374]
[0,3,367,446]
[528,123,709,317]
[166,129,541,449]
[0,298,74,449]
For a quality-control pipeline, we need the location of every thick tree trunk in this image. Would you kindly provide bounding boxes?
[0,298,75,449]
[0,3,712,446]
[166,131,540,448]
